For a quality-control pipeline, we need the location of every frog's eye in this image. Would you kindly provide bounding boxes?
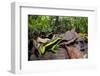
[79,41,84,44]
[75,41,78,44]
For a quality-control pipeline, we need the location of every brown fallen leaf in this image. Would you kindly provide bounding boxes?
[66,46,83,59]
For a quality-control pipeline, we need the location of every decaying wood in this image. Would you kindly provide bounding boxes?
[39,52,56,60]
[28,29,88,60]
[54,48,69,59]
